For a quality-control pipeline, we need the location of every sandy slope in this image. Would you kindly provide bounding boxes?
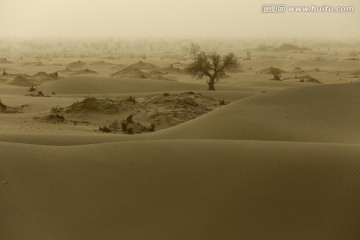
[1,82,359,145]
[1,140,360,240]
[152,82,360,143]
[40,76,245,94]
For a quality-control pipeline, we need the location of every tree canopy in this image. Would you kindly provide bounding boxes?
[186,51,238,90]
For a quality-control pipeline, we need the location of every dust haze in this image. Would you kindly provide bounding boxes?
[2,1,360,240]
[1,0,359,39]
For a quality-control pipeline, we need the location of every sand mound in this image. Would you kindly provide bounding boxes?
[151,83,360,143]
[127,61,158,70]
[111,67,151,78]
[0,57,12,64]
[90,60,114,65]
[345,57,359,61]
[275,43,311,51]
[33,71,58,79]
[23,61,42,66]
[70,69,98,75]
[102,56,117,60]
[292,67,305,73]
[297,75,322,83]
[1,140,360,239]
[0,99,23,113]
[64,96,134,114]
[57,93,221,132]
[256,67,286,74]
[67,60,86,69]
[7,75,37,87]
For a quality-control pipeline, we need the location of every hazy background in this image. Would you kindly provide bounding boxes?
[0,0,359,39]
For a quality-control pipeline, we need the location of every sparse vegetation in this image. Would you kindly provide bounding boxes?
[257,67,286,81]
[245,50,252,60]
[42,93,224,134]
[0,100,24,113]
[297,75,322,83]
[186,51,239,90]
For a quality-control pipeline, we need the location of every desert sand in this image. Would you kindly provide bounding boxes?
[1,39,360,239]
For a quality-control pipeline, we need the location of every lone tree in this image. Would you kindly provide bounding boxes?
[245,50,252,60]
[186,51,238,90]
[268,67,283,80]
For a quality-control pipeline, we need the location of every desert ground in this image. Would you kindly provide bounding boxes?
[1,38,360,239]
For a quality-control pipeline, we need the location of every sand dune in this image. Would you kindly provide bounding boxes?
[69,68,98,76]
[90,60,114,65]
[152,82,360,143]
[111,67,151,78]
[67,60,87,69]
[1,140,360,240]
[40,76,233,94]
[6,75,37,87]
[127,61,158,70]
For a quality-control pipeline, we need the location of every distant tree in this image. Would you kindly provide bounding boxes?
[186,51,239,90]
[245,50,252,60]
[189,43,201,59]
[269,67,282,80]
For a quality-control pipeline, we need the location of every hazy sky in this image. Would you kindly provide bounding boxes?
[0,0,359,39]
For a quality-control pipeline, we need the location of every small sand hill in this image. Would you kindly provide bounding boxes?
[54,93,220,132]
[111,67,151,78]
[292,66,306,73]
[64,97,131,114]
[128,61,158,70]
[151,82,360,143]
[23,61,42,66]
[0,57,12,64]
[256,67,287,74]
[275,43,311,51]
[67,60,86,69]
[6,75,37,87]
[70,68,98,75]
[0,99,23,113]
[102,56,117,60]
[58,67,73,73]
[33,71,58,79]
[297,75,322,83]
[90,60,114,65]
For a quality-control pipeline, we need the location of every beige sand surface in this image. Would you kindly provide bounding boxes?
[1,140,360,240]
[1,39,360,239]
